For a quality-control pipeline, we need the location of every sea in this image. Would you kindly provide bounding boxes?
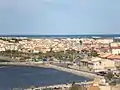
[0,65,91,90]
[0,34,120,38]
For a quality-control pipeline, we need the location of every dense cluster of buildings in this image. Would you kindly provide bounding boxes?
[0,37,120,71]
[0,38,82,53]
[0,37,115,53]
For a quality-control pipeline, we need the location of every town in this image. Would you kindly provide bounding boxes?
[0,37,120,90]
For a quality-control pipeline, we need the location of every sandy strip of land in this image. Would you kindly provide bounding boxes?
[47,64,103,79]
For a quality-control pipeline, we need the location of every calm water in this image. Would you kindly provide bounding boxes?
[0,34,120,38]
[0,65,91,89]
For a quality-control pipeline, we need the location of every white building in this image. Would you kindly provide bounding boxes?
[111,47,120,55]
[80,57,116,72]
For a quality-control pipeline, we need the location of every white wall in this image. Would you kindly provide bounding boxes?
[88,59,115,72]
[112,49,120,55]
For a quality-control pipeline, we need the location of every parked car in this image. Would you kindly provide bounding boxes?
[96,71,107,76]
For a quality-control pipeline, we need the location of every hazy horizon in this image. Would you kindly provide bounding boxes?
[0,0,120,35]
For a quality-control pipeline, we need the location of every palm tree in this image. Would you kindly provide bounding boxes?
[79,40,82,45]
[109,43,112,53]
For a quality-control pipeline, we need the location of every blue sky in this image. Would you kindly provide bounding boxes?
[0,0,120,35]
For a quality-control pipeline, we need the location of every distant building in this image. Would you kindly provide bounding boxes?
[111,47,120,55]
[113,38,120,42]
[80,57,116,72]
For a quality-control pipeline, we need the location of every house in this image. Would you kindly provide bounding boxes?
[99,53,120,68]
[111,47,120,55]
[99,53,112,59]
[80,57,116,72]
[107,55,120,67]
[96,45,120,55]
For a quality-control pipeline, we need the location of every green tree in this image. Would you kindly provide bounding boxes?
[105,72,114,82]
[69,83,86,90]
[79,40,82,45]
[90,50,99,57]
[45,51,54,57]
[54,51,64,60]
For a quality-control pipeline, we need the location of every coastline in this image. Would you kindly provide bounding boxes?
[47,64,103,79]
[0,62,102,79]
[0,62,103,89]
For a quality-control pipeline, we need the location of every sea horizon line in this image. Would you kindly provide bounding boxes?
[0,34,120,38]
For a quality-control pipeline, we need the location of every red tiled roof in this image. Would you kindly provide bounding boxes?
[107,55,120,60]
[111,46,120,49]
[99,53,120,60]
[96,47,109,50]
[83,43,91,45]
[96,46,120,50]
[99,53,112,58]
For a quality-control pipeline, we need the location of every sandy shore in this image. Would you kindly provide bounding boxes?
[47,64,103,79]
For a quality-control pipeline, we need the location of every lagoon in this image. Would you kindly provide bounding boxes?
[0,65,91,89]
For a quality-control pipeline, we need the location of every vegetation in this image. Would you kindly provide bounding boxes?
[109,80,117,86]
[79,40,82,45]
[0,50,32,62]
[0,38,31,43]
[89,50,99,57]
[37,49,82,62]
[0,48,86,62]
[0,38,22,43]
[69,82,86,90]
[105,71,114,82]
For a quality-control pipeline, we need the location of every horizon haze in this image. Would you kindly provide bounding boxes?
[0,0,120,35]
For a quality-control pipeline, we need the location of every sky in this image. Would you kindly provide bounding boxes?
[0,0,120,35]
